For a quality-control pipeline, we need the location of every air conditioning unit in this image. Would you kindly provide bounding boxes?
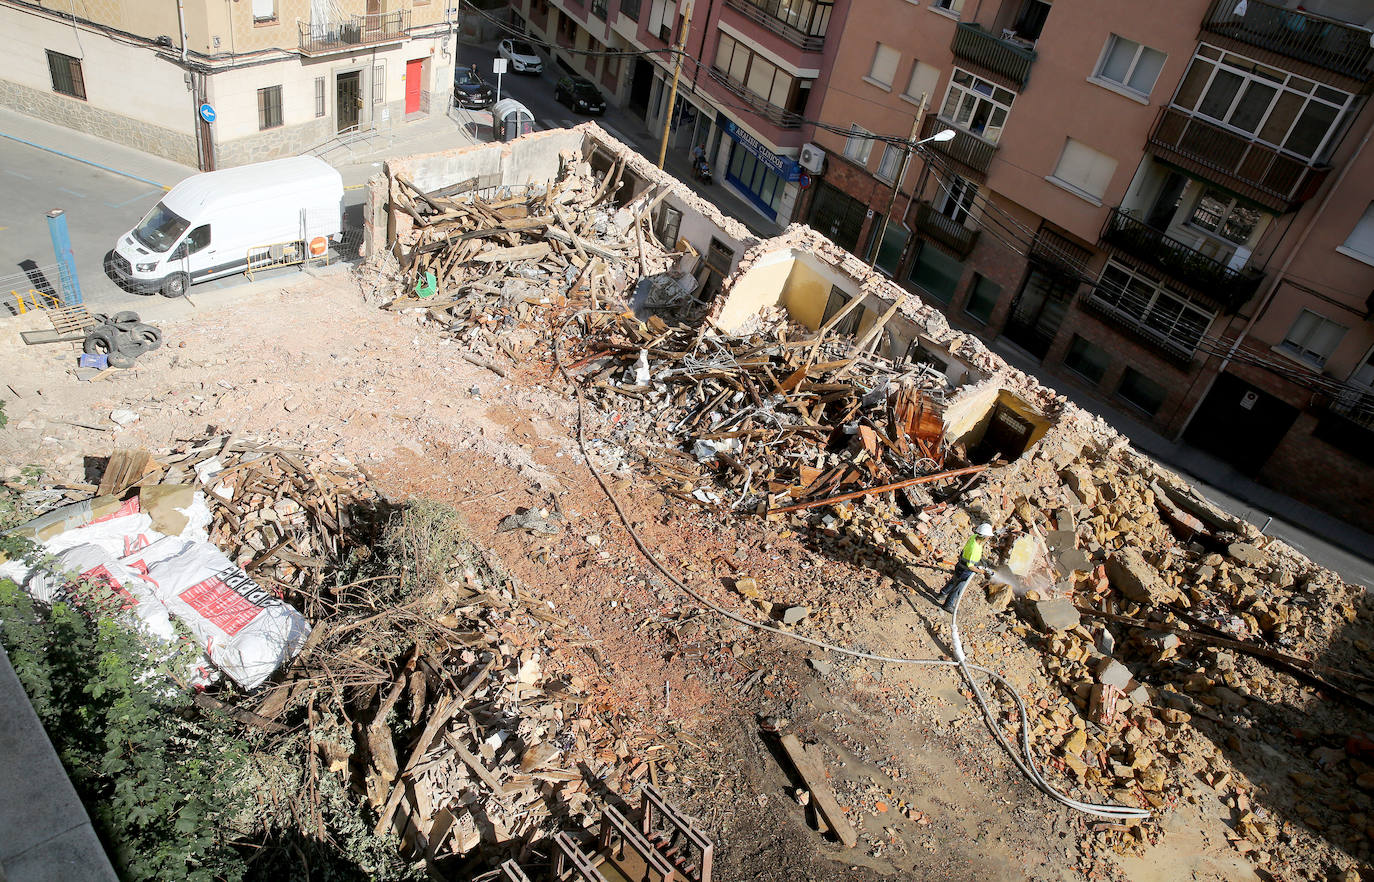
[798,143,825,174]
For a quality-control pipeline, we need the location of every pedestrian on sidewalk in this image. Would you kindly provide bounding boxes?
[935,522,994,613]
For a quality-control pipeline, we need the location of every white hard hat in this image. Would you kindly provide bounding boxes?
[976,523,993,537]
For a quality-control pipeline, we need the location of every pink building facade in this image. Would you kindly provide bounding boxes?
[512,0,849,227]
[805,0,1374,532]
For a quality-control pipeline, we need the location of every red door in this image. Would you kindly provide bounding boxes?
[404,59,423,114]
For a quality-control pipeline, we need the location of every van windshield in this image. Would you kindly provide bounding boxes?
[132,202,190,252]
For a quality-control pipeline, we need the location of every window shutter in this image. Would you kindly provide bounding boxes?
[1053,139,1117,199]
[1343,202,1374,259]
[871,44,900,87]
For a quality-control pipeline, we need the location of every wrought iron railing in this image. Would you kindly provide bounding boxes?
[1147,106,1331,211]
[707,68,803,128]
[1202,0,1374,82]
[1329,384,1374,429]
[299,10,409,54]
[1100,208,1263,311]
[1079,284,1201,365]
[723,0,831,52]
[913,202,979,258]
[922,114,997,175]
[951,23,1036,88]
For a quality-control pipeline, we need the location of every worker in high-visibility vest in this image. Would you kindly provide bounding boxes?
[935,522,994,613]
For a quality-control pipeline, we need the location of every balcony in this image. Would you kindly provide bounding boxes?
[914,202,979,258]
[299,10,409,56]
[724,0,831,52]
[921,114,997,176]
[951,23,1036,89]
[1328,383,1374,431]
[1202,0,1374,83]
[707,68,802,129]
[1079,286,1200,366]
[1100,208,1264,311]
[1146,106,1331,213]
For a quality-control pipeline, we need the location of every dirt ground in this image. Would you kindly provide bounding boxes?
[0,274,1358,881]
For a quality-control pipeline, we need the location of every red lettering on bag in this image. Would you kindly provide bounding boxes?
[179,576,262,636]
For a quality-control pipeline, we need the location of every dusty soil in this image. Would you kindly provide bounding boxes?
[0,274,1363,881]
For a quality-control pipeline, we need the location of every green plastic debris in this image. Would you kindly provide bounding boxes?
[416,270,437,299]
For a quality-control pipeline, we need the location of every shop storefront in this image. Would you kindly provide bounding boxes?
[718,116,800,221]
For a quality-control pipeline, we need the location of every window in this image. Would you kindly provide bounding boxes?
[257,85,283,130]
[903,60,941,105]
[314,76,326,117]
[822,287,862,336]
[1117,367,1167,416]
[591,0,608,18]
[184,225,212,255]
[1095,35,1166,97]
[373,62,385,105]
[964,274,1001,324]
[714,34,799,110]
[1091,261,1216,356]
[844,124,873,165]
[621,0,642,20]
[1049,138,1117,202]
[933,0,965,14]
[1187,188,1262,245]
[46,50,85,100]
[868,43,900,89]
[907,241,963,303]
[1338,202,1374,264]
[1280,309,1346,368]
[1171,44,1355,161]
[936,175,977,224]
[1063,334,1111,383]
[1011,0,1051,40]
[941,69,1015,144]
[251,0,276,22]
[876,144,904,182]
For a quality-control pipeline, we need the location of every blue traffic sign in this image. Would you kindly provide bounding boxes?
[199,103,216,123]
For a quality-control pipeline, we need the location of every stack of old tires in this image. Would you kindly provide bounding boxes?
[82,311,163,369]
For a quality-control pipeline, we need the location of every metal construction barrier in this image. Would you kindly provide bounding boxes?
[9,287,63,315]
[244,236,332,280]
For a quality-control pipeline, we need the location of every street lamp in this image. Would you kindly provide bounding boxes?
[868,127,957,271]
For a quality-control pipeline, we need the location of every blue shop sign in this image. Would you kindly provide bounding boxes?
[720,117,801,183]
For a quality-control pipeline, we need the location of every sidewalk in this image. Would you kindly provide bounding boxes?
[0,106,196,190]
[0,646,116,882]
[991,337,1374,590]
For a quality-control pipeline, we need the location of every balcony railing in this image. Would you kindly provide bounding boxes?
[1329,383,1374,430]
[913,202,979,258]
[1100,208,1264,311]
[951,23,1036,88]
[299,10,409,55]
[922,114,998,175]
[707,68,802,128]
[1079,286,1199,366]
[723,0,831,52]
[1147,106,1331,212]
[1202,0,1374,82]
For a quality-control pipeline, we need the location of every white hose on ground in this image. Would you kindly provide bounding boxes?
[555,329,1150,822]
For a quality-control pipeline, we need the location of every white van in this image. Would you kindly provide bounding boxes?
[109,156,344,297]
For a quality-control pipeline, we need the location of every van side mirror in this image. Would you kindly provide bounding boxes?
[171,244,188,260]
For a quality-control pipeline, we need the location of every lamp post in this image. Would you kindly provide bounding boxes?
[868,115,956,271]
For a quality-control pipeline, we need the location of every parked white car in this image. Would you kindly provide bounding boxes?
[499,38,544,74]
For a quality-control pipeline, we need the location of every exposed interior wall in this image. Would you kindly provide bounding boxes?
[943,385,1052,456]
[714,251,792,331]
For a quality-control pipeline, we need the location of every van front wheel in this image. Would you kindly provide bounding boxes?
[160,272,189,299]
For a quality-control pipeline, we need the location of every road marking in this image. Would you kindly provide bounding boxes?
[57,187,86,199]
[0,131,176,190]
[103,190,160,209]
[4,169,32,179]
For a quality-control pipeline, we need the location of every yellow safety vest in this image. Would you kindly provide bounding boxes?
[960,536,983,566]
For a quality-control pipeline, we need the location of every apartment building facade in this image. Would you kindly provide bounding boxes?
[511,0,849,228]
[804,0,1374,532]
[0,0,457,169]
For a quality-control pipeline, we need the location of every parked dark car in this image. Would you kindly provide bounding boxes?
[454,68,496,109]
[554,75,606,115]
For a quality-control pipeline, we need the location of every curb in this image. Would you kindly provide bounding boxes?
[0,132,174,190]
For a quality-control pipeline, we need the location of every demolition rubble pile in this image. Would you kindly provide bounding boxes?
[566,311,968,519]
[361,151,706,350]
[4,437,671,872]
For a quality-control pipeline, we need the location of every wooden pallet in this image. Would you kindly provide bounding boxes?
[20,303,94,346]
